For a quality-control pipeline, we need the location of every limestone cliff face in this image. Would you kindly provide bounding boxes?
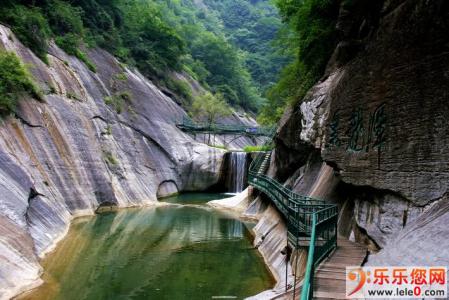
[273,0,449,270]
[0,24,254,299]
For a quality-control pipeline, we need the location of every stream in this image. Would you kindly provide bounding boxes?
[20,193,274,300]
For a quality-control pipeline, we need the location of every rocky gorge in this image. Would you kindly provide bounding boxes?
[211,0,449,298]
[1,0,449,299]
[0,23,259,299]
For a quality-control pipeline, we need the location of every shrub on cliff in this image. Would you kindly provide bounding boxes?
[243,145,273,152]
[104,91,132,114]
[190,92,232,145]
[0,51,42,115]
[0,5,51,63]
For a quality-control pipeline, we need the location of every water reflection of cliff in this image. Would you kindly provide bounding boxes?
[21,203,273,300]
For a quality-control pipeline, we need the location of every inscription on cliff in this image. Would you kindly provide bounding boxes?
[327,103,387,153]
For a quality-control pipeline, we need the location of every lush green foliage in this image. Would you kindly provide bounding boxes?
[203,0,290,92]
[258,0,341,124]
[145,0,271,111]
[0,0,287,114]
[116,1,186,76]
[0,0,340,123]
[0,50,42,115]
[190,92,231,124]
[46,0,84,37]
[0,4,51,63]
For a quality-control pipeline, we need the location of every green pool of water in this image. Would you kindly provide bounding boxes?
[23,194,274,300]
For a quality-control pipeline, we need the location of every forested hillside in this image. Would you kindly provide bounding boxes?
[0,0,338,125]
[0,0,289,116]
[258,0,342,123]
[200,0,346,124]
[202,0,289,92]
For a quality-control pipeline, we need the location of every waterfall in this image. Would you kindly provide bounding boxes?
[228,152,247,193]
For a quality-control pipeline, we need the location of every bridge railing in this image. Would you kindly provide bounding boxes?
[247,131,338,300]
[176,116,276,136]
[299,205,338,300]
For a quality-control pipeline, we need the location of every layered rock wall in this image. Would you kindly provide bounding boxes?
[0,24,253,299]
[272,0,449,273]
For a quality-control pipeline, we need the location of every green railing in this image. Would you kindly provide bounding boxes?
[176,116,275,137]
[247,134,338,300]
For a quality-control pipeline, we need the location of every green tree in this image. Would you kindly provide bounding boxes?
[191,91,231,145]
[0,0,281,114]
[118,1,186,77]
[45,0,84,37]
[191,92,231,125]
[203,0,290,91]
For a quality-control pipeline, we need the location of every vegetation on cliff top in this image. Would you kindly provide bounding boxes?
[0,0,288,114]
[258,0,341,124]
[0,0,340,124]
[202,0,290,95]
[0,50,42,115]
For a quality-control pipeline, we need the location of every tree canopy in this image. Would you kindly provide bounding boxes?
[1,0,341,124]
[258,0,341,124]
[0,0,289,115]
[191,92,231,125]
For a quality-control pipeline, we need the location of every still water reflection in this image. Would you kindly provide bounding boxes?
[22,194,274,300]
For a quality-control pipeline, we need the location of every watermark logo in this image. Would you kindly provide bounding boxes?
[346,266,447,298]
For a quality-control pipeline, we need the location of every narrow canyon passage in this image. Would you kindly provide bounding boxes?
[19,194,274,300]
[1,1,448,299]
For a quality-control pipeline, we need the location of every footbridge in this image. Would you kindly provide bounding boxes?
[248,140,366,299]
[176,117,275,137]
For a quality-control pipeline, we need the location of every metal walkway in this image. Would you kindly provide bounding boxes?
[176,117,275,137]
[248,136,343,299]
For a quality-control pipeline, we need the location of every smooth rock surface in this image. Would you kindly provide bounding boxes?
[367,194,449,267]
[0,24,255,299]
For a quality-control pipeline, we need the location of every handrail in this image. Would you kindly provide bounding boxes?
[300,213,316,300]
[176,116,275,137]
[247,131,338,300]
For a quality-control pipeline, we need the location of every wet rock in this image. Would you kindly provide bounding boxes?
[0,216,42,300]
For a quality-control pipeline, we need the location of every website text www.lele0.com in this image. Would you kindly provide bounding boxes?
[346,266,447,299]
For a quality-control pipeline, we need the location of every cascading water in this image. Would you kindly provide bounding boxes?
[228,152,247,193]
